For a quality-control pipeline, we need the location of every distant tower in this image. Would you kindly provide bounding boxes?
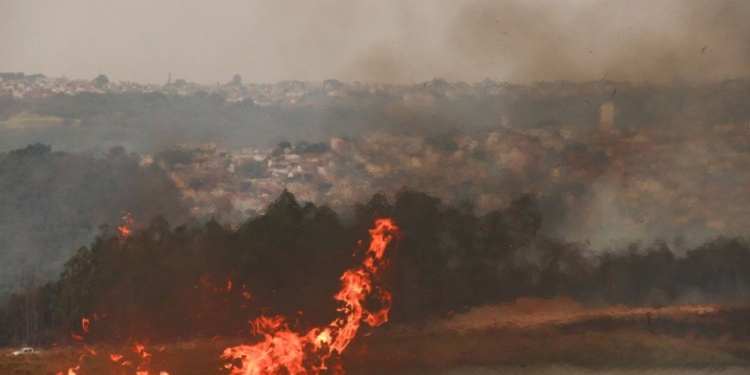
[167,72,172,85]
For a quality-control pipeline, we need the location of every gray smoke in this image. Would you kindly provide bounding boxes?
[1,1,749,83]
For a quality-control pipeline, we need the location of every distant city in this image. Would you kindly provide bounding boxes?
[4,71,750,250]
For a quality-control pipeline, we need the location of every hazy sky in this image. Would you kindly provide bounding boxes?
[2,0,749,84]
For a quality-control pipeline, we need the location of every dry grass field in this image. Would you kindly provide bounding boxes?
[2,299,749,375]
[0,112,77,129]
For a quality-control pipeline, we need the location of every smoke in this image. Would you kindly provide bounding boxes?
[446,0,750,83]
[558,181,648,251]
[0,145,188,302]
[2,0,749,83]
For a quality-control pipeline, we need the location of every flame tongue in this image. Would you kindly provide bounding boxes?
[222,218,399,375]
[118,212,134,238]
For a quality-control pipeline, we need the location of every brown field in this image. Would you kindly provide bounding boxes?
[2,299,749,375]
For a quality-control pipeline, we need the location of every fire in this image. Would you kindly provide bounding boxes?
[221,218,399,375]
[61,319,170,375]
[60,218,397,375]
[132,342,168,375]
[118,212,134,238]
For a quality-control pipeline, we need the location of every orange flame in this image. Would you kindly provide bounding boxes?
[132,341,167,375]
[118,212,134,238]
[60,218,396,375]
[62,326,169,375]
[134,342,147,357]
[222,218,399,375]
[57,365,80,375]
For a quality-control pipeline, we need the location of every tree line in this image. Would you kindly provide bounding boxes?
[2,189,750,347]
[0,143,187,305]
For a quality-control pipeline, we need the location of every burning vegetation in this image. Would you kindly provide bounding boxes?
[2,189,750,367]
[221,218,398,375]
[52,217,399,375]
[3,79,750,372]
[4,1,750,373]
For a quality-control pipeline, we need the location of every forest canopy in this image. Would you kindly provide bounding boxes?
[2,189,750,347]
[0,143,188,303]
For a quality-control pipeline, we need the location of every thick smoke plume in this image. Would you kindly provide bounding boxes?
[445,0,750,83]
[2,1,749,83]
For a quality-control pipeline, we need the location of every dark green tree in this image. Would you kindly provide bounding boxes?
[92,74,109,87]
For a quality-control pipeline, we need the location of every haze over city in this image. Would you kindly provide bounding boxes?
[2,0,750,84]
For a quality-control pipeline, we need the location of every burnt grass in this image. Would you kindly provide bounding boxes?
[558,306,750,341]
[343,305,750,372]
[1,306,749,375]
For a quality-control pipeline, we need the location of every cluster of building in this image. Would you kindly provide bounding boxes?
[0,72,513,106]
[144,142,338,221]
[5,71,750,249]
[0,73,172,99]
[145,117,750,252]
